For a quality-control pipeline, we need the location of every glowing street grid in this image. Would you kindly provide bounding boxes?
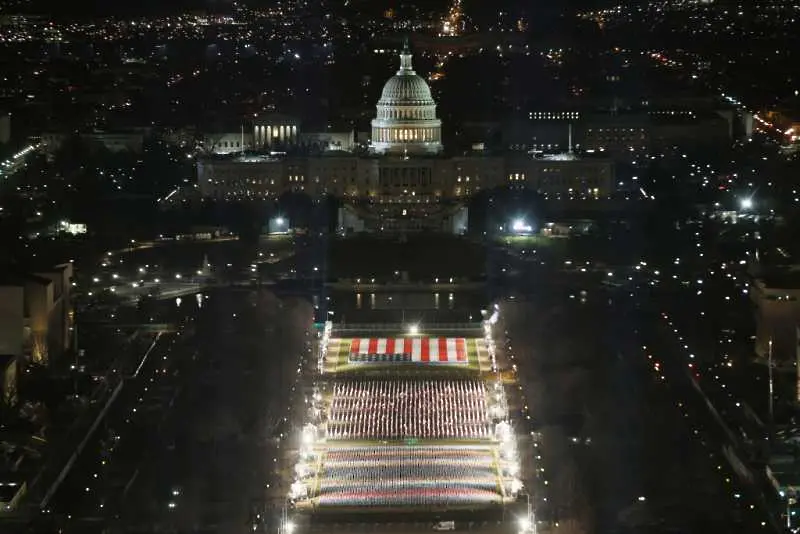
[290,322,521,511]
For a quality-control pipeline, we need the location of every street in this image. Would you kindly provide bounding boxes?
[39,288,313,533]
[497,268,773,533]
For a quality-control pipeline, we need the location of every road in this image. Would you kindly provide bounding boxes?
[497,269,772,533]
[36,287,313,534]
[116,289,312,533]
[0,143,40,181]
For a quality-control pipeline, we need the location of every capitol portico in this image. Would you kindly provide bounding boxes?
[370,42,443,155]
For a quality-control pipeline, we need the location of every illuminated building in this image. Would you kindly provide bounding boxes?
[751,273,800,363]
[195,46,617,232]
[0,263,73,365]
[369,42,443,155]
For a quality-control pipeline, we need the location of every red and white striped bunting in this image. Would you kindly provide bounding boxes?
[348,338,467,363]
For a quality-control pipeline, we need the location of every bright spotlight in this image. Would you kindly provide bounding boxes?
[739,197,753,210]
[507,461,520,476]
[511,219,533,234]
[517,516,532,532]
[496,420,511,438]
[301,425,316,446]
[275,217,285,226]
[407,324,420,336]
[289,481,307,500]
[285,520,296,534]
[295,462,309,478]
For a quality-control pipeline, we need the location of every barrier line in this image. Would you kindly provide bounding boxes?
[40,379,125,510]
[133,333,162,378]
[40,333,162,509]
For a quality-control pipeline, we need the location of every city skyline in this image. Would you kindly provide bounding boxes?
[0,0,798,533]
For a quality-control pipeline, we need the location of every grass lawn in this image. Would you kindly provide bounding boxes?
[498,234,561,247]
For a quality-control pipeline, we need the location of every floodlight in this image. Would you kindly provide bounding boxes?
[506,461,520,476]
[496,420,511,438]
[511,218,533,233]
[295,462,309,478]
[289,481,307,500]
[301,424,316,446]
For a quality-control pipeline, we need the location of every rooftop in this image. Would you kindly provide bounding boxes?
[0,269,51,287]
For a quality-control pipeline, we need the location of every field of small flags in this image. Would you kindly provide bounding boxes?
[294,333,508,510]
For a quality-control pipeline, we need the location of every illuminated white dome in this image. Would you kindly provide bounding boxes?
[371,42,443,155]
[378,66,434,104]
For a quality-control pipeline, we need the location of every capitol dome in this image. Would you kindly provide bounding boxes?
[370,42,443,155]
[379,69,434,104]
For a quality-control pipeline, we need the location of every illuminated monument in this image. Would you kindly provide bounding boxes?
[370,41,443,155]
[194,43,616,232]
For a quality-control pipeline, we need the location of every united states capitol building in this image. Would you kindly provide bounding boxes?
[197,44,614,232]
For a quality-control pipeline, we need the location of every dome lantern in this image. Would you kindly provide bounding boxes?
[398,39,414,73]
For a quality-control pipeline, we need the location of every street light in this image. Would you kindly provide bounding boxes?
[740,196,753,210]
[519,492,534,534]
[407,324,420,336]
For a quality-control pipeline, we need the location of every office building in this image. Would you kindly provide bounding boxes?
[0,263,74,365]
